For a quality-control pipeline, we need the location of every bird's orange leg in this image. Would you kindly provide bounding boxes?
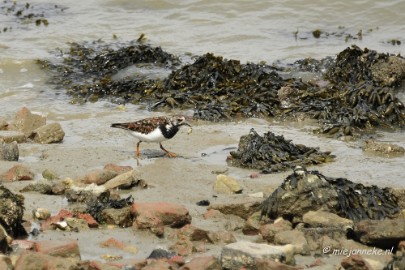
[160,143,177,158]
[136,141,141,157]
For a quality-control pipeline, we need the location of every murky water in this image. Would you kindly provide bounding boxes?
[1,0,405,187]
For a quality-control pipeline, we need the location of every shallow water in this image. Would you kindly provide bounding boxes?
[0,2,404,190]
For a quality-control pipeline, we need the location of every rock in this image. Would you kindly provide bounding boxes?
[213,174,242,194]
[170,238,194,256]
[384,254,405,270]
[221,241,295,269]
[83,169,118,185]
[40,209,74,231]
[30,122,65,143]
[259,218,293,243]
[391,188,405,209]
[0,117,8,130]
[341,254,372,270]
[173,224,210,243]
[261,166,400,221]
[33,239,81,258]
[19,181,53,194]
[303,210,354,229]
[274,230,310,255]
[243,211,262,235]
[370,55,405,87]
[102,169,143,190]
[0,141,19,161]
[32,208,51,220]
[131,201,192,236]
[10,107,46,136]
[203,209,224,220]
[0,254,13,270]
[0,130,26,143]
[14,251,80,270]
[207,231,236,244]
[0,185,27,240]
[104,163,133,174]
[300,227,347,251]
[76,213,99,228]
[65,218,90,232]
[0,225,12,253]
[354,218,405,249]
[42,169,58,180]
[3,164,34,181]
[101,206,132,227]
[208,200,261,220]
[179,256,221,270]
[362,139,405,156]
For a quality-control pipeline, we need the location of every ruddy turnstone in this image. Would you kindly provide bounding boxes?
[111,116,192,158]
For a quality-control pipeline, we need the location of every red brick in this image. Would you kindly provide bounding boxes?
[33,239,80,258]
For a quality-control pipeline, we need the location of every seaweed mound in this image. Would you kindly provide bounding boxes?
[261,166,400,221]
[38,41,405,135]
[228,129,335,172]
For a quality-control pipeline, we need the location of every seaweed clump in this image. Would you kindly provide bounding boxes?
[86,191,133,223]
[283,45,405,136]
[228,129,335,173]
[37,39,180,104]
[261,166,400,221]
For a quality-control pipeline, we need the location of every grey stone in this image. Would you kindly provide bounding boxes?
[0,141,19,161]
[355,218,405,249]
[31,122,65,144]
[0,130,26,143]
[213,174,242,194]
[303,210,353,229]
[221,241,295,269]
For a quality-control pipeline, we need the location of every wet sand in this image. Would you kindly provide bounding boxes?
[1,108,404,264]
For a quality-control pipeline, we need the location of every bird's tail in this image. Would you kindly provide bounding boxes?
[111,123,129,129]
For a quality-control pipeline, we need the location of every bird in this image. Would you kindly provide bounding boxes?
[111,116,192,158]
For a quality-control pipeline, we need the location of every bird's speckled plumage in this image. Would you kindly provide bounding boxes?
[111,116,191,157]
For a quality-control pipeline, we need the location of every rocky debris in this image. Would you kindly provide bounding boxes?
[261,166,400,221]
[30,122,65,144]
[208,200,261,220]
[0,141,19,161]
[83,169,118,185]
[41,169,59,180]
[9,107,46,136]
[354,218,405,249]
[131,201,192,237]
[102,169,145,190]
[101,206,132,227]
[259,218,293,243]
[14,251,80,270]
[362,138,405,156]
[341,254,372,270]
[40,209,98,231]
[220,241,295,269]
[302,210,354,229]
[213,174,242,194]
[19,179,70,195]
[103,163,133,174]
[179,255,221,270]
[2,164,34,181]
[274,230,310,255]
[0,131,26,143]
[229,129,335,172]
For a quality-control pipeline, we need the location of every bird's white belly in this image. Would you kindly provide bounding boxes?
[130,128,167,143]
